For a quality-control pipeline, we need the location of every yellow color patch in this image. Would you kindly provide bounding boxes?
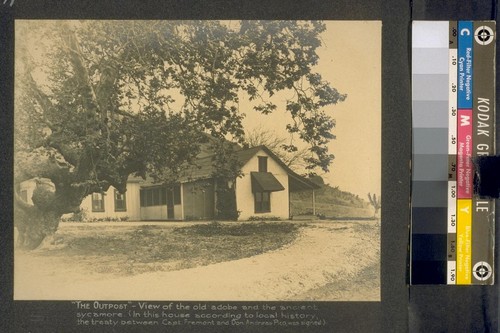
[457,199,472,284]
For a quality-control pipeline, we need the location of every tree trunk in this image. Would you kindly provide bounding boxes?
[14,182,64,251]
[215,179,239,221]
[15,205,61,250]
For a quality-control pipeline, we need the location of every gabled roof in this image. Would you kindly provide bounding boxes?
[244,145,320,191]
[129,145,320,191]
[234,145,263,165]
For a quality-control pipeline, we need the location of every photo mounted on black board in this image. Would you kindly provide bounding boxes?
[14,20,381,302]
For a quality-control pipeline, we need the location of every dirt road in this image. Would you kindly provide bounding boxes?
[15,221,379,301]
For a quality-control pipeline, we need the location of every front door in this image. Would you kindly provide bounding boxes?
[167,189,174,219]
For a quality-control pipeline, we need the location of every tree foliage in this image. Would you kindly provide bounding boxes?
[15,20,346,249]
[245,126,311,173]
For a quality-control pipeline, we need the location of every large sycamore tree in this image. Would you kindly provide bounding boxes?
[15,20,346,249]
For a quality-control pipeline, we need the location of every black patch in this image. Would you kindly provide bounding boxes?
[473,155,500,198]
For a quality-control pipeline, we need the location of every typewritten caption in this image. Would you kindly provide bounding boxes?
[72,301,327,328]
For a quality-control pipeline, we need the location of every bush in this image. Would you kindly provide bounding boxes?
[173,221,299,237]
[247,215,282,221]
[60,213,129,223]
[61,209,87,222]
[184,215,209,221]
[316,213,326,220]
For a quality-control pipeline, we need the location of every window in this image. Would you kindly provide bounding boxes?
[147,189,153,206]
[254,191,271,213]
[152,189,160,206]
[114,190,126,212]
[173,185,181,205]
[140,190,145,206]
[92,192,105,212]
[258,156,268,172]
[161,188,168,205]
[140,187,171,207]
[140,188,154,207]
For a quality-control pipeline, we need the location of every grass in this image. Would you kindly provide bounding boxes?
[39,222,301,276]
[289,183,376,219]
[290,200,374,218]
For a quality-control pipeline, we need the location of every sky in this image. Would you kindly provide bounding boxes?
[242,21,381,198]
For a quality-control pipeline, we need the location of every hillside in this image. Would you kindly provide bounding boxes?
[290,184,375,219]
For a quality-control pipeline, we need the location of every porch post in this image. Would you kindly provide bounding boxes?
[180,183,185,220]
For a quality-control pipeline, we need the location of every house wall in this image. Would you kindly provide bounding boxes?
[19,179,141,221]
[140,205,167,220]
[236,149,290,220]
[139,204,182,220]
[81,183,141,221]
[182,179,215,220]
[174,203,183,220]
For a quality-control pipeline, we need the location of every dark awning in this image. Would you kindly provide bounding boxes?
[250,172,285,192]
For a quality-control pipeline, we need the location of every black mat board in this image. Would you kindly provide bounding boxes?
[0,1,497,332]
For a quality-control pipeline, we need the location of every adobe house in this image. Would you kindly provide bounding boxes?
[80,145,319,221]
[19,145,319,221]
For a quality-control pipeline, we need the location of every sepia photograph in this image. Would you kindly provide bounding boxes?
[14,20,381,301]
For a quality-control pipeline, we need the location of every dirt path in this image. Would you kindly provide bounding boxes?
[15,221,379,301]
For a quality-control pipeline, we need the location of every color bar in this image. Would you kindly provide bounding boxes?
[456,21,473,284]
[457,109,473,198]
